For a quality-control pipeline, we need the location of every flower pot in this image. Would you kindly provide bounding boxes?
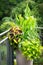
[16,50,33,65]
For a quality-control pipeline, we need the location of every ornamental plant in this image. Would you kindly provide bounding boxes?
[8,26,23,49]
[8,5,41,60]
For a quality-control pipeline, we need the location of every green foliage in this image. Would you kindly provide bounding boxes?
[0,0,10,18]
[17,15,41,60]
[37,0,43,3]
[0,1,41,60]
[0,0,30,19]
[11,0,36,18]
[2,17,14,22]
[10,0,27,17]
[24,4,31,18]
[0,0,43,27]
[15,6,38,40]
[12,6,41,60]
[34,46,43,65]
[0,0,24,19]
[19,40,41,60]
[32,0,43,3]
[11,1,42,27]
[0,17,15,33]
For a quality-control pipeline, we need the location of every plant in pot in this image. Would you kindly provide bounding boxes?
[8,5,41,65]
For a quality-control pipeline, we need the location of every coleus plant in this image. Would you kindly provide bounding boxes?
[8,5,41,60]
[8,26,23,49]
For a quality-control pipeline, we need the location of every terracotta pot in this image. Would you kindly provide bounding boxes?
[16,50,33,65]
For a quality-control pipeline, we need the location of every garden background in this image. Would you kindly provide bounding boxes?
[0,0,43,65]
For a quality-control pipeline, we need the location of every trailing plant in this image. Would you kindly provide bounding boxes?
[0,21,15,33]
